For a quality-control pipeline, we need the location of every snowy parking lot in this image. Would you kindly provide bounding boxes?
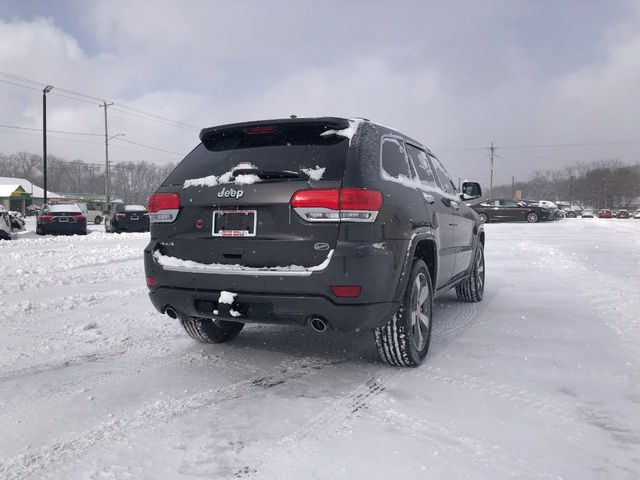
[1,219,639,480]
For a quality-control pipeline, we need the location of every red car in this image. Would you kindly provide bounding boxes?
[618,210,630,219]
[598,209,612,218]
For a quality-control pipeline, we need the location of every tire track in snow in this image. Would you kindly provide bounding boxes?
[237,365,404,478]
[0,346,273,420]
[431,300,477,339]
[414,366,638,447]
[0,357,345,480]
[517,239,640,355]
[0,287,147,318]
[372,408,557,479]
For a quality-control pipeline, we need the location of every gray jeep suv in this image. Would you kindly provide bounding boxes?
[144,117,485,366]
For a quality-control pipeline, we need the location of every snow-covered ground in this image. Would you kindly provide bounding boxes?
[1,219,639,480]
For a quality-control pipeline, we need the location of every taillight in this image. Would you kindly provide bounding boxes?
[73,215,86,222]
[146,276,157,287]
[290,188,382,222]
[115,213,126,220]
[39,215,53,222]
[147,193,180,223]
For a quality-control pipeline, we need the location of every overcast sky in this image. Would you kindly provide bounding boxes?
[1,0,639,187]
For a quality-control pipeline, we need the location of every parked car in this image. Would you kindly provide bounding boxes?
[144,117,486,367]
[471,199,555,223]
[634,210,640,219]
[0,206,12,240]
[564,210,578,218]
[617,210,630,219]
[105,204,150,233]
[78,202,104,225]
[598,209,613,218]
[36,204,87,235]
[8,211,26,231]
[581,209,595,218]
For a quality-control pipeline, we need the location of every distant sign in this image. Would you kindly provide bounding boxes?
[515,190,522,200]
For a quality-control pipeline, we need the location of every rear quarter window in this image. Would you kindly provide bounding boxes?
[381,137,412,179]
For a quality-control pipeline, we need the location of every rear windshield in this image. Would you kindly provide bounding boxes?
[163,124,349,186]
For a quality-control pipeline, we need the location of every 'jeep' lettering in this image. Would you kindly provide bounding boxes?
[217,187,244,199]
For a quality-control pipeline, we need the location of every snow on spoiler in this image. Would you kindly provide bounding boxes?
[153,249,334,277]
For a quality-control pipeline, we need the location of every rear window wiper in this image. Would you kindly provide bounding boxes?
[232,168,301,180]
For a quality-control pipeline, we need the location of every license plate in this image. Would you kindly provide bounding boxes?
[58,217,69,223]
[213,210,256,237]
[131,215,139,221]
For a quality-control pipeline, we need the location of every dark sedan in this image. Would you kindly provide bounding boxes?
[471,199,555,223]
[105,204,150,233]
[36,204,87,235]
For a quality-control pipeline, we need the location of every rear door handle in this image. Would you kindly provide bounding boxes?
[422,193,435,204]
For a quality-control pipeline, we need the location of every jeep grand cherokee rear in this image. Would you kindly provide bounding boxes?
[144,117,485,366]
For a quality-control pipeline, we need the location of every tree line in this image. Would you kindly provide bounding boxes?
[0,151,176,204]
[491,159,640,209]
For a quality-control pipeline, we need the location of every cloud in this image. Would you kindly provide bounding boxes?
[0,1,639,187]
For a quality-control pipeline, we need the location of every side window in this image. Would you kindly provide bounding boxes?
[430,155,455,194]
[381,137,411,179]
[503,200,518,207]
[406,144,437,187]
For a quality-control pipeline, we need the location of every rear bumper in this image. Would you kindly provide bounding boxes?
[39,223,87,234]
[148,287,398,331]
[144,238,408,331]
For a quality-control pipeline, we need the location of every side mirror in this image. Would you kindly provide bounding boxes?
[461,181,482,200]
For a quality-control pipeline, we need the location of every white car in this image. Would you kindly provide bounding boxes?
[634,210,640,219]
[0,206,12,240]
[581,209,594,218]
[77,203,104,225]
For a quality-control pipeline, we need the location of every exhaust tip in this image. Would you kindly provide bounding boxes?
[165,306,178,319]
[310,317,328,333]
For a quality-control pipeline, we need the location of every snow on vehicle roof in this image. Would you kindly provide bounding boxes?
[124,205,147,212]
[45,204,82,213]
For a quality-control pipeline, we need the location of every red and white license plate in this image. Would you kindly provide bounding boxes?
[212,210,256,237]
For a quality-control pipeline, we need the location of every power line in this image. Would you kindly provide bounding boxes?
[0,70,199,131]
[0,128,182,161]
[110,107,199,132]
[0,124,102,136]
[112,137,186,156]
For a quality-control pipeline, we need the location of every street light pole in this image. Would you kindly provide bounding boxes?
[42,85,53,206]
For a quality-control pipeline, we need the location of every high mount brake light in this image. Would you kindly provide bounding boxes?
[245,125,275,134]
[290,188,383,223]
[147,193,180,224]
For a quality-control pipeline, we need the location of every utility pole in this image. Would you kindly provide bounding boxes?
[489,142,495,199]
[42,85,53,206]
[512,176,515,199]
[569,174,573,211]
[100,101,114,214]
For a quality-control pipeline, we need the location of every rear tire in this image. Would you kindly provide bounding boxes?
[527,212,539,223]
[95,216,102,225]
[456,242,485,302]
[179,315,244,343]
[375,259,433,367]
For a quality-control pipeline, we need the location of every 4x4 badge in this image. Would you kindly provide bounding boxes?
[217,187,244,199]
[314,242,330,251]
